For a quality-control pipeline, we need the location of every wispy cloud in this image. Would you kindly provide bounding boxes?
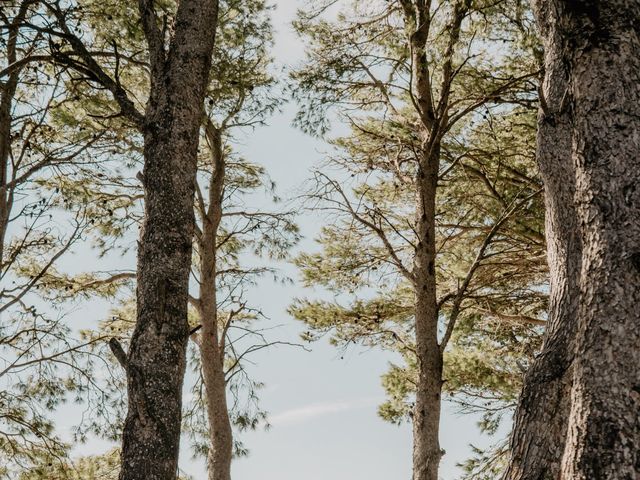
[268,397,380,427]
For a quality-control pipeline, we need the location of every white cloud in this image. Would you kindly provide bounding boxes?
[268,397,379,427]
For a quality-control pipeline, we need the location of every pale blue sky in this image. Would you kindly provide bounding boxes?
[194,2,499,478]
[60,1,505,478]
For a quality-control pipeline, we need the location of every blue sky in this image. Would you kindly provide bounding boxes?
[192,2,500,478]
[60,1,505,478]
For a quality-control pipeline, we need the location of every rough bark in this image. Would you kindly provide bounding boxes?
[506,1,640,478]
[197,123,233,480]
[118,1,219,479]
[412,145,444,480]
[503,1,581,477]
[558,1,640,477]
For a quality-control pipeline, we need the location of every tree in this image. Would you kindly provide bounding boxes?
[291,1,545,478]
[0,2,120,473]
[191,3,298,476]
[12,0,221,477]
[32,3,295,479]
[190,118,297,479]
[117,0,219,473]
[19,449,191,480]
[504,1,640,478]
[19,449,121,480]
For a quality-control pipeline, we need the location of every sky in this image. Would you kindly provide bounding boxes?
[57,1,506,479]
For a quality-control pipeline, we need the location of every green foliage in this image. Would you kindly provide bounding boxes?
[291,0,546,473]
[0,2,124,472]
[23,0,298,466]
[2,0,293,472]
[457,441,509,480]
[19,449,120,480]
[18,448,192,480]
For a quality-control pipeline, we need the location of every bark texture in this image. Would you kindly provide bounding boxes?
[410,17,445,477]
[404,3,469,479]
[118,1,219,479]
[412,145,444,480]
[197,123,233,480]
[559,1,640,476]
[503,2,581,477]
[506,1,640,478]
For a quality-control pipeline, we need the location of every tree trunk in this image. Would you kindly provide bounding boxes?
[506,1,640,478]
[412,146,443,480]
[201,337,233,480]
[198,124,233,480]
[0,4,25,266]
[0,67,16,265]
[503,2,581,477]
[558,1,640,477]
[118,1,219,479]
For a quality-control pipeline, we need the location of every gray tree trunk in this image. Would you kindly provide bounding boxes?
[412,143,443,480]
[506,1,640,478]
[118,1,219,479]
[406,3,465,477]
[198,124,233,480]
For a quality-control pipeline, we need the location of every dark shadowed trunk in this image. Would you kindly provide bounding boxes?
[197,123,233,480]
[506,1,640,478]
[118,1,219,479]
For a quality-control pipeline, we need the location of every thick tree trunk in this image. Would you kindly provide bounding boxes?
[412,147,443,480]
[118,1,219,479]
[506,1,640,478]
[503,2,581,477]
[558,2,640,477]
[198,125,233,480]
